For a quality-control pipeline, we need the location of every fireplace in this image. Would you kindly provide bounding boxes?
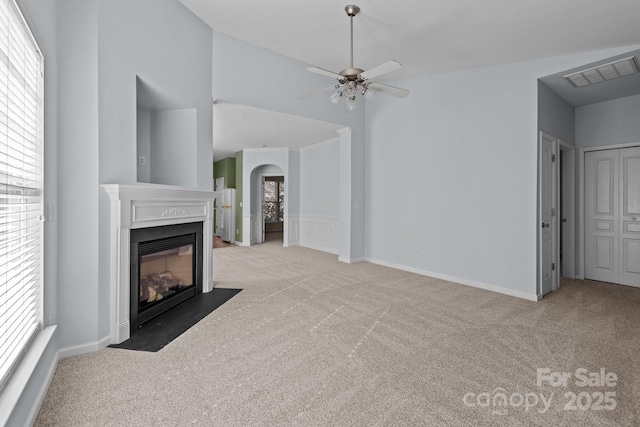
[104,183,215,344]
[130,222,203,331]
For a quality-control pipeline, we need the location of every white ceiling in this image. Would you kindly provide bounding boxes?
[181,0,640,160]
[180,0,640,80]
[212,101,345,161]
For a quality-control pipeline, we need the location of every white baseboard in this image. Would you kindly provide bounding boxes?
[338,256,364,264]
[301,241,339,255]
[58,335,111,360]
[365,257,539,302]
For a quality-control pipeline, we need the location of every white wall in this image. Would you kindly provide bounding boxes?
[300,138,340,217]
[576,93,640,148]
[56,0,101,348]
[299,138,341,254]
[365,45,640,300]
[538,81,575,144]
[136,109,151,182]
[150,108,198,187]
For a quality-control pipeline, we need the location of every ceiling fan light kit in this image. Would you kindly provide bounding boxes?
[300,4,409,110]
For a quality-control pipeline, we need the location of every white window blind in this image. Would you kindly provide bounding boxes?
[0,0,43,390]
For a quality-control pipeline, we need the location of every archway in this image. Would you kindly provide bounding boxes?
[249,164,285,245]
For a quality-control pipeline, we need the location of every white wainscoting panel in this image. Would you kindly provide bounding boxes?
[286,215,300,247]
[300,215,340,255]
[250,214,260,244]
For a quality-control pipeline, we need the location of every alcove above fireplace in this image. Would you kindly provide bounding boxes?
[103,184,216,344]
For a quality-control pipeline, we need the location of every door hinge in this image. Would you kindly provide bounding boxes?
[552,263,556,271]
[552,154,556,162]
[551,208,556,217]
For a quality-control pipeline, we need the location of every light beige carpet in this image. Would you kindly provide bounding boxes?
[36,242,640,426]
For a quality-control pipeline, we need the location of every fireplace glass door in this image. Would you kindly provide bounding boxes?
[139,244,193,311]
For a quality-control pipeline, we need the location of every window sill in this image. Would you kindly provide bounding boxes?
[0,325,57,427]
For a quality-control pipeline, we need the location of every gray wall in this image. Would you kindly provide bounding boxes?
[136,109,151,182]
[150,108,198,187]
[538,81,575,144]
[288,150,301,216]
[365,46,639,299]
[57,0,101,348]
[576,93,640,148]
[300,138,340,217]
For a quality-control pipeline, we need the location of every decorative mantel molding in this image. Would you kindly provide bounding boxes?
[102,183,216,344]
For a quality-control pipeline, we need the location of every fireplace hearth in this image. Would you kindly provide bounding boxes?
[130,222,203,331]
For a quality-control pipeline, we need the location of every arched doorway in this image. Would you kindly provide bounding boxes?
[249,163,285,245]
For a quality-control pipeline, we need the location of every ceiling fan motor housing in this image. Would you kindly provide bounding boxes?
[339,67,365,82]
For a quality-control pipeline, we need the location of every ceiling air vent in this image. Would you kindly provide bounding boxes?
[564,56,639,88]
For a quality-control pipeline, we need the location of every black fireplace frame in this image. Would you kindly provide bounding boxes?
[130,222,203,332]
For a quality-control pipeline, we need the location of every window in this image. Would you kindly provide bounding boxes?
[263,176,284,223]
[0,0,44,390]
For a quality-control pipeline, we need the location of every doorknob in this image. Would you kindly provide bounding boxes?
[541,223,550,228]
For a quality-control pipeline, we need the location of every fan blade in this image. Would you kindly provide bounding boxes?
[297,84,340,100]
[368,82,410,98]
[306,66,344,80]
[359,60,402,80]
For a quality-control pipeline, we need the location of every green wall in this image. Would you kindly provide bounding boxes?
[235,150,243,242]
[213,157,236,189]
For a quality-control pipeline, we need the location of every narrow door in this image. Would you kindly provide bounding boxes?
[585,149,619,283]
[539,133,556,296]
[619,146,640,287]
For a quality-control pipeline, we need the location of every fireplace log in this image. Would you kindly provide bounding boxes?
[140,271,184,303]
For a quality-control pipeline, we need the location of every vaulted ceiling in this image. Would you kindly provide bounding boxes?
[180,0,640,160]
[180,0,640,80]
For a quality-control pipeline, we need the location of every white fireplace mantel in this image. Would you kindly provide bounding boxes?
[103,183,216,344]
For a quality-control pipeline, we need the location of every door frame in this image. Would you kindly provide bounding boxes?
[578,141,640,279]
[538,133,577,297]
[538,132,558,297]
[259,174,285,245]
[559,140,576,280]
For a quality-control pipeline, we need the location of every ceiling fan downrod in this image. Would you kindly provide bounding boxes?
[345,5,360,69]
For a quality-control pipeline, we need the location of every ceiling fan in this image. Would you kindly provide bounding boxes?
[299,5,409,110]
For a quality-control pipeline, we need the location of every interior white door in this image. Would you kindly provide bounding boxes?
[619,146,640,287]
[539,133,556,296]
[585,149,619,283]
